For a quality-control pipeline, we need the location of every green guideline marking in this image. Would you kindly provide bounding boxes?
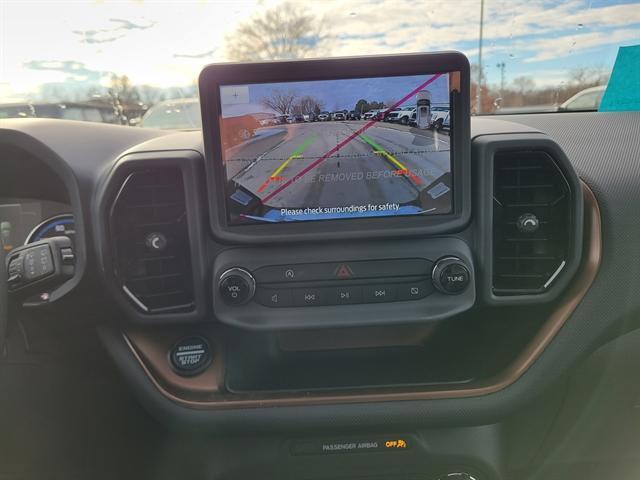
[358,134,384,152]
[270,134,318,177]
[258,134,319,193]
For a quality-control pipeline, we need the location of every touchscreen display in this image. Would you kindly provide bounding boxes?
[219,72,452,225]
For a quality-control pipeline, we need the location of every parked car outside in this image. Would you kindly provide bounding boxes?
[559,85,606,112]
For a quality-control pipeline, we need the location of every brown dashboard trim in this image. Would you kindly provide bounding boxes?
[124,182,601,409]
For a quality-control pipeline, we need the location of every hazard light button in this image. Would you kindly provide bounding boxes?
[334,263,354,279]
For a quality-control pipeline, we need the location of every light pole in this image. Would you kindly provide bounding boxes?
[497,61,506,96]
[476,0,485,114]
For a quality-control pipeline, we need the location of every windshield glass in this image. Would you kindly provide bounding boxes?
[1,0,638,127]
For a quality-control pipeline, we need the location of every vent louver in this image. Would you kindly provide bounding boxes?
[493,151,572,295]
[110,168,194,312]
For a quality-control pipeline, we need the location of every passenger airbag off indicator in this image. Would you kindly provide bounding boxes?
[170,336,212,376]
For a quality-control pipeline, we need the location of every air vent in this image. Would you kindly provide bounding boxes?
[493,151,572,295]
[110,168,194,312]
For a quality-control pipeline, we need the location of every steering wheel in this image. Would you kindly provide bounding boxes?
[0,246,7,359]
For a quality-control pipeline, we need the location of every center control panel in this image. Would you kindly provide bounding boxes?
[219,258,470,309]
[212,238,476,330]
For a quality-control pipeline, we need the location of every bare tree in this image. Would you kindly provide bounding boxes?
[292,95,324,115]
[225,2,329,61]
[262,89,297,115]
[512,76,535,94]
[568,66,609,86]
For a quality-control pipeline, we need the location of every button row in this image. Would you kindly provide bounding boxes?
[253,258,433,284]
[256,280,433,308]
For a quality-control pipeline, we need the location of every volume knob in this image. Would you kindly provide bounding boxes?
[218,268,255,305]
[432,257,471,295]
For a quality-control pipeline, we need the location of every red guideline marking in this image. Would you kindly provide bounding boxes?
[260,73,443,203]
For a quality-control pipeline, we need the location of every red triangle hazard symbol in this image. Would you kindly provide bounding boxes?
[335,264,353,278]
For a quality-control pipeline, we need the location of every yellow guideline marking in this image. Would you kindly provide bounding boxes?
[360,134,423,185]
[361,135,408,171]
[271,154,302,177]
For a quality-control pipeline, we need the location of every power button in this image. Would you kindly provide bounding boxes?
[218,268,256,305]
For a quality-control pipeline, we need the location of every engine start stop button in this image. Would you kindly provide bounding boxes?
[169,336,212,376]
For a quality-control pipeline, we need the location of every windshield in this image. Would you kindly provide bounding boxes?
[1,0,638,127]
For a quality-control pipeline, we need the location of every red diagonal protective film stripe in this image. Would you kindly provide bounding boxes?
[260,73,443,203]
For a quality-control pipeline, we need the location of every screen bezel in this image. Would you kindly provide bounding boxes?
[199,52,471,244]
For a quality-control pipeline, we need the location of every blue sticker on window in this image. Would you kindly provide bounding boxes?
[599,45,640,112]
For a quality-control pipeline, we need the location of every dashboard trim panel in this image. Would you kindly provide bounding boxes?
[123,181,600,409]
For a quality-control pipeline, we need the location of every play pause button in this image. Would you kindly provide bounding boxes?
[333,286,362,304]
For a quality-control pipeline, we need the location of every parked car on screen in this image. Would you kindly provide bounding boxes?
[317,111,331,121]
[385,107,415,124]
[347,110,361,120]
[430,106,450,131]
[286,114,304,123]
[332,111,346,121]
[363,109,379,120]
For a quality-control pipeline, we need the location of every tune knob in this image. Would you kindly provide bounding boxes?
[432,256,471,295]
[218,267,255,305]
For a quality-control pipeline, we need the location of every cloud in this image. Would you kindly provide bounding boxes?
[72,17,156,44]
[108,18,157,31]
[173,48,219,59]
[71,30,124,44]
[23,60,112,82]
[305,0,640,63]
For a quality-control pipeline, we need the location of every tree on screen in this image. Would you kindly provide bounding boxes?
[262,90,297,115]
[292,95,325,115]
[225,2,329,61]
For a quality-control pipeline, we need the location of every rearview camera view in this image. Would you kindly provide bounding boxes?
[219,73,452,225]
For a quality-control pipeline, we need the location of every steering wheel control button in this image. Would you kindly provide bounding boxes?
[169,336,212,377]
[60,247,75,265]
[145,232,168,252]
[516,212,540,233]
[397,281,432,301]
[256,288,293,307]
[218,267,255,305]
[23,245,54,281]
[432,257,471,295]
[363,284,396,303]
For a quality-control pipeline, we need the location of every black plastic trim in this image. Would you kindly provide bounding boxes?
[199,51,471,244]
[474,133,584,305]
[93,150,209,325]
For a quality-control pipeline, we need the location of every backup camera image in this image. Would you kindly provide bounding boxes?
[219,73,452,225]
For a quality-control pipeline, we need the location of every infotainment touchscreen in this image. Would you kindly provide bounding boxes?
[218,72,453,225]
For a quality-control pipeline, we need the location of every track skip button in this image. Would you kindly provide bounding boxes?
[363,285,396,303]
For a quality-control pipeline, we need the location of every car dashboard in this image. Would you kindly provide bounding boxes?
[1,111,639,480]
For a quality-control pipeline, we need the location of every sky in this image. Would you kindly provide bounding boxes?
[0,0,639,103]
[220,73,449,116]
